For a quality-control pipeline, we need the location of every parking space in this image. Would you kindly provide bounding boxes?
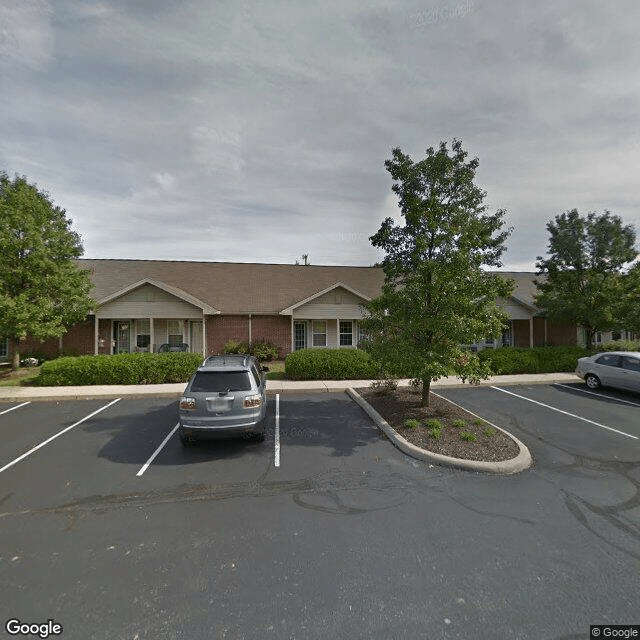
[1,388,639,639]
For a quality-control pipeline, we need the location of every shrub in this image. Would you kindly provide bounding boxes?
[460,431,477,442]
[428,428,441,439]
[478,346,591,375]
[452,419,466,428]
[284,348,378,380]
[425,418,443,430]
[473,417,485,426]
[483,427,496,438]
[370,375,399,395]
[222,339,247,355]
[599,340,640,352]
[403,418,420,429]
[222,339,279,361]
[36,352,203,386]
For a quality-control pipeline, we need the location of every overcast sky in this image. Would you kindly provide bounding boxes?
[1,1,639,270]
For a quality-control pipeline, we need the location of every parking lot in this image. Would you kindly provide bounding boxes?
[1,383,639,640]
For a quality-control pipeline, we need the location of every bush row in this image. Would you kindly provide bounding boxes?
[222,339,279,361]
[477,346,592,375]
[36,352,203,386]
[598,340,640,352]
[285,348,379,380]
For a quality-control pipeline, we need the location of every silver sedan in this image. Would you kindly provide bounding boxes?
[575,351,640,392]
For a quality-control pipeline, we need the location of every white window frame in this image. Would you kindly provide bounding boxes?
[136,319,151,351]
[312,321,327,347]
[339,321,353,347]
[167,320,184,347]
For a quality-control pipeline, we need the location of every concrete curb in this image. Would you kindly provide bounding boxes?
[346,388,533,475]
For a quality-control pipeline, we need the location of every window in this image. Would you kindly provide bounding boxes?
[136,319,150,349]
[251,365,261,387]
[0,337,8,360]
[190,371,252,393]
[167,320,183,347]
[312,321,327,347]
[357,323,369,346]
[339,321,353,346]
[622,356,640,373]
[612,330,622,341]
[595,354,621,367]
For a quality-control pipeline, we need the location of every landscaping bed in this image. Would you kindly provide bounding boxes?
[357,386,519,462]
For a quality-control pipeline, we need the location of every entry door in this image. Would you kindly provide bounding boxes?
[294,321,307,350]
[113,321,130,354]
[190,321,203,354]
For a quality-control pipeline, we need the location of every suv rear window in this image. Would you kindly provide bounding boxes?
[190,371,252,393]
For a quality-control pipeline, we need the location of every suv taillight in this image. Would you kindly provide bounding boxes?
[243,395,263,409]
[180,397,196,410]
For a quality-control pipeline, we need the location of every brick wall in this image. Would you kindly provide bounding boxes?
[251,315,292,358]
[205,314,292,358]
[98,319,111,354]
[546,321,578,346]
[61,318,95,355]
[19,335,59,359]
[512,319,531,347]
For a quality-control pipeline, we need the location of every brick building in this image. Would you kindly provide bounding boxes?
[1,260,581,361]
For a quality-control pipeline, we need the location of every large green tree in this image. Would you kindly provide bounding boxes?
[0,173,95,369]
[534,209,637,350]
[360,140,513,406]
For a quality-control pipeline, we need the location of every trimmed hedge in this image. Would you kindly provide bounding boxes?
[477,346,591,375]
[35,352,203,386]
[598,340,640,352]
[285,348,378,380]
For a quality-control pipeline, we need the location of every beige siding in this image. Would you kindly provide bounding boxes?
[97,284,203,319]
[497,297,533,321]
[292,286,367,320]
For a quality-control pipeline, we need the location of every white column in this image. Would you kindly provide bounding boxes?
[336,319,339,348]
[94,315,99,355]
[150,317,154,353]
[202,314,207,357]
[291,315,294,352]
[529,317,534,348]
[248,314,252,343]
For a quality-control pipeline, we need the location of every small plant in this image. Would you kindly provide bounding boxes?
[473,418,485,426]
[370,376,398,395]
[483,427,496,438]
[452,419,466,428]
[428,428,441,439]
[403,418,420,429]
[460,431,477,442]
[425,418,443,430]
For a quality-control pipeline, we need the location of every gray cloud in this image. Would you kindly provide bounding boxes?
[1,0,639,269]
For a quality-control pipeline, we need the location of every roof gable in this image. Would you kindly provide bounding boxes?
[280,282,371,315]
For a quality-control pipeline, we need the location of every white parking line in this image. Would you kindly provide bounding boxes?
[491,386,638,440]
[554,383,640,408]
[136,423,180,477]
[275,394,280,468]
[0,402,31,417]
[0,398,121,475]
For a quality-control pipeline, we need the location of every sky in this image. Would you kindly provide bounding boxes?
[1,0,639,271]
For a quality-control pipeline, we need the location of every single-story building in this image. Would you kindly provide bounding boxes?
[2,260,589,361]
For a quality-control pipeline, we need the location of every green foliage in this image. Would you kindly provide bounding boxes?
[425,418,443,430]
[403,418,420,429]
[0,173,95,369]
[428,428,441,439]
[535,209,637,349]
[369,375,399,395]
[478,346,590,374]
[35,352,203,386]
[460,431,477,442]
[620,264,640,333]
[284,348,378,380]
[452,419,466,428]
[473,418,485,426]
[598,340,640,352]
[222,339,279,362]
[483,428,496,438]
[359,139,513,406]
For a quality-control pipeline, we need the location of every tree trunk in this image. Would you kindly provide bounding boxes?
[421,376,431,407]
[585,327,595,351]
[11,337,21,371]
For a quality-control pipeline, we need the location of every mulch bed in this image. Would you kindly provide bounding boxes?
[357,386,520,462]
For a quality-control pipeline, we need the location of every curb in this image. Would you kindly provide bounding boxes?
[346,388,533,475]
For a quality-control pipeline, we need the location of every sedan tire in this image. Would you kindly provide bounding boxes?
[585,373,601,390]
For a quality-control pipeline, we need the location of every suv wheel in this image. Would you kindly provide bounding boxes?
[585,373,601,390]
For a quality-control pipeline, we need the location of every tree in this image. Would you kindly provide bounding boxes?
[360,140,513,406]
[618,262,640,335]
[534,209,637,351]
[0,173,95,369]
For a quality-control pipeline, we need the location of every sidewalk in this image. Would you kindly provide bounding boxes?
[0,372,580,402]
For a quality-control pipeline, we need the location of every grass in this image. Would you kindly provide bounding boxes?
[0,366,42,387]
[264,360,286,380]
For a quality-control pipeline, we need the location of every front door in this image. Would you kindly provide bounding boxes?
[113,321,130,354]
[190,321,203,354]
[294,321,306,351]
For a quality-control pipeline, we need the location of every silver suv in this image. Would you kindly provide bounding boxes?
[178,355,268,445]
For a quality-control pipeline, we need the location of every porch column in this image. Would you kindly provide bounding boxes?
[529,317,534,348]
[202,314,207,357]
[291,316,294,352]
[94,315,99,355]
[248,314,252,343]
[336,319,340,348]
[150,317,154,353]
